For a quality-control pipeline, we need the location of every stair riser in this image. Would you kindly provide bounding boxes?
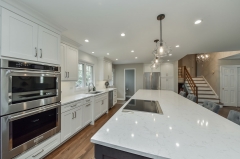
[187,81,206,84]
[186,84,208,87]
[192,78,203,80]
[198,95,218,98]
[198,99,220,103]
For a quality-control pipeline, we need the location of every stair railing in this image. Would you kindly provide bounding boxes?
[183,66,198,103]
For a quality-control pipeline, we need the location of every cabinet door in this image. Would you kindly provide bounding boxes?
[104,61,108,80]
[161,78,167,90]
[65,46,78,81]
[167,78,174,91]
[61,44,67,80]
[101,98,108,114]
[61,111,73,142]
[72,106,82,133]
[107,62,112,80]
[38,26,60,65]
[94,100,102,120]
[161,63,174,77]
[82,103,92,127]
[1,8,38,61]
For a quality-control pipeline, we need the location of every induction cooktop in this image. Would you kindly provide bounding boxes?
[123,99,163,114]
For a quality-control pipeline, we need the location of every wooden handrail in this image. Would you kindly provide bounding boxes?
[183,66,198,103]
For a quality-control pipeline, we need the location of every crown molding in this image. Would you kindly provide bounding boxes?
[61,36,82,49]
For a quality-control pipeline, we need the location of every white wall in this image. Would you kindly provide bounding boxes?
[61,50,106,97]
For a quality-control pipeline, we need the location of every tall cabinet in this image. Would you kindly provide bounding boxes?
[98,57,112,81]
[61,43,79,81]
[160,63,174,91]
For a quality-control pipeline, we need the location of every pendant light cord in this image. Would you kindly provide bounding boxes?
[160,19,163,43]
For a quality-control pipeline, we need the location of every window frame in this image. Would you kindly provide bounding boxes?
[75,61,95,91]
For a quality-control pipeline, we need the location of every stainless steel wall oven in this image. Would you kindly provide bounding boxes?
[0,60,61,159]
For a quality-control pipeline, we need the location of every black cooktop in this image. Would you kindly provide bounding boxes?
[123,99,163,114]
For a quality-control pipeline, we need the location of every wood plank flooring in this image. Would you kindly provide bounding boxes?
[44,104,122,159]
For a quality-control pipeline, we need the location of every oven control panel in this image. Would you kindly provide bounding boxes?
[8,61,59,71]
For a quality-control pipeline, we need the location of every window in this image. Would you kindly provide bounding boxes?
[76,63,94,88]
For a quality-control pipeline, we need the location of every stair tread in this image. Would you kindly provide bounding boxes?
[198,97,220,100]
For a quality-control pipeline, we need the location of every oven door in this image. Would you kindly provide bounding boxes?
[1,103,61,159]
[0,69,61,115]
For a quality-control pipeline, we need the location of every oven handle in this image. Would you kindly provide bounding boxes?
[8,102,61,122]
[5,70,60,76]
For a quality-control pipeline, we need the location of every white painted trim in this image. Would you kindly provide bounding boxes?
[61,36,82,49]
[220,65,240,107]
[124,68,136,100]
[0,1,65,33]
[117,98,125,100]
[201,76,219,98]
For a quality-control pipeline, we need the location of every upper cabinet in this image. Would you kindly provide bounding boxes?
[61,43,78,81]
[98,57,112,81]
[160,63,174,77]
[1,8,60,65]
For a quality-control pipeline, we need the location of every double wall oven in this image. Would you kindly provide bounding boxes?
[0,59,61,159]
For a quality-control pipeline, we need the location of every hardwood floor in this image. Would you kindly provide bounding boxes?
[218,106,240,118]
[44,104,122,159]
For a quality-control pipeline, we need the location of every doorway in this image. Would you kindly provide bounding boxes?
[220,66,240,107]
[124,69,136,101]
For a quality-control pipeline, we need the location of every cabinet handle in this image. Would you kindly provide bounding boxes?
[75,111,76,118]
[86,104,91,107]
[40,49,42,58]
[68,72,69,78]
[72,112,74,119]
[71,104,77,108]
[32,149,44,157]
[35,47,38,57]
[65,72,67,78]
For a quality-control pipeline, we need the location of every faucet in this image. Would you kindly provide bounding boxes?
[88,83,96,92]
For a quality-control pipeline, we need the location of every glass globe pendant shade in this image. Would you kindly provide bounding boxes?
[157,41,171,57]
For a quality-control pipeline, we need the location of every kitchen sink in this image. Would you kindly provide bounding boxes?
[87,91,103,94]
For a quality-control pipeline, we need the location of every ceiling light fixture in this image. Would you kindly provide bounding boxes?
[131,50,134,53]
[92,52,94,54]
[195,20,202,24]
[167,60,170,61]
[135,57,138,59]
[169,54,172,56]
[176,45,180,47]
[116,59,118,61]
[121,33,125,37]
[107,53,109,55]
[85,39,89,42]
[196,53,210,63]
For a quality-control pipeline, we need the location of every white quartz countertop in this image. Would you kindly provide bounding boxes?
[91,89,240,159]
[61,88,117,105]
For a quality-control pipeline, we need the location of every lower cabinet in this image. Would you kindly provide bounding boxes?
[94,93,108,120]
[82,103,92,127]
[16,133,60,159]
[161,77,174,91]
[113,89,117,106]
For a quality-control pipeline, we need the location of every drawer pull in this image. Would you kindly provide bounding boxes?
[71,104,77,107]
[72,112,74,119]
[86,104,91,107]
[86,100,90,102]
[32,149,44,157]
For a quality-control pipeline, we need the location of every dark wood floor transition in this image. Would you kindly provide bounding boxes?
[45,104,122,159]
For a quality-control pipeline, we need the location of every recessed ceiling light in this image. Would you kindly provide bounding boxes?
[116,59,118,61]
[195,20,202,24]
[176,45,180,47]
[85,39,89,42]
[167,60,170,61]
[92,52,94,54]
[135,57,138,59]
[121,33,125,37]
[131,50,134,53]
[107,53,109,55]
[169,54,172,56]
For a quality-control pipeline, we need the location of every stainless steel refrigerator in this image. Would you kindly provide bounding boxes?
[143,72,161,90]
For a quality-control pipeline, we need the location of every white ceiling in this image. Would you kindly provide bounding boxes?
[14,0,240,64]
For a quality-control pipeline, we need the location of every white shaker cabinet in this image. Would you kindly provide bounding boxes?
[160,63,174,91]
[1,8,38,61]
[61,110,73,142]
[161,63,174,77]
[98,57,112,81]
[72,106,83,133]
[161,77,174,91]
[82,103,92,127]
[1,8,60,65]
[61,43,78,81]
[37,26,60,64]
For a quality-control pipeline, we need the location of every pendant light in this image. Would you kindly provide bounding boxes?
[156,14,172,57]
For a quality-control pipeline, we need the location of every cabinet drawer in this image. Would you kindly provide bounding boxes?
[83,97,92,104]
[61,101,82,113]
[16,133,60,159]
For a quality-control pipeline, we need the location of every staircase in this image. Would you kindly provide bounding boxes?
[186,77,221,105]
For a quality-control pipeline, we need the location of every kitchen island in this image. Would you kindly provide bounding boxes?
[91,89,240,159]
